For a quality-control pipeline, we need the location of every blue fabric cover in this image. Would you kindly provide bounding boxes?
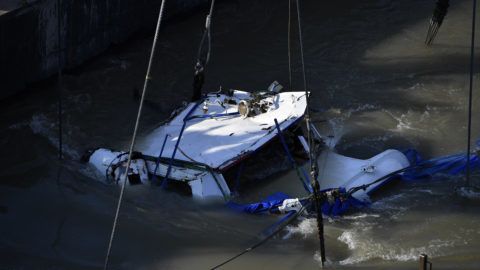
[402,149,480,180]
[227,192,291,214]
[320,188,367,216]
[228,189,366,217]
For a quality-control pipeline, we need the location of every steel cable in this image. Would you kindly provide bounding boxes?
[103,0,167,269]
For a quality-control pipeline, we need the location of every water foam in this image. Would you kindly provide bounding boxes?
[337,230,456,265]
[385,110,422,132]
[456,186,480,200]
[342,213,380,220]
[283,218,317,239]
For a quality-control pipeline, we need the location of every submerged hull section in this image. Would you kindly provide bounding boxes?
[89,148,231,201]
[317,149,410,202]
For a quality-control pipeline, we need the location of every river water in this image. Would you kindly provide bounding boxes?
[1,0,480,269]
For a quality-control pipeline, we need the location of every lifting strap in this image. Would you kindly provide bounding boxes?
[192,0,216,101]
[274,118,313,193]
[162,100,204,188]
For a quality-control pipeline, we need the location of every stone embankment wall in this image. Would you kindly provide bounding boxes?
[0,0,208,99]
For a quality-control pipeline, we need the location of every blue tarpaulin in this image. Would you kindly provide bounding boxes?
[229,147,479,217]
[227,192,291,214]
[320,188,367,216]
[402,149,480,180]
[228,189,366,217]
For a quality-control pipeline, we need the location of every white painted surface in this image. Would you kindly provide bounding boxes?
[144,160,205,181]
[188,172,231,201]
[317,149,410,202]
[89,148,123,174]
[137,91,307,169]
[89,90,306,200]
[89,148,149,185]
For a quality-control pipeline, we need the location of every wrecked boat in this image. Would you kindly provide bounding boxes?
[85,82,416,205]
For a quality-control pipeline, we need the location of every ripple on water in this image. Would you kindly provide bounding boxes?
[335,229,457,265]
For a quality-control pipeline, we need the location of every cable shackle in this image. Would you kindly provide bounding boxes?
[205,14,211,29]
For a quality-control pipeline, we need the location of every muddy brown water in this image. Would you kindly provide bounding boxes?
[1,0,480,269]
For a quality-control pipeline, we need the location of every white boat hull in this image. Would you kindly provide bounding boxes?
[317,149,410,202]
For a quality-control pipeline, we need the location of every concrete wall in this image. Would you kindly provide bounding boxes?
[0,0,208,99]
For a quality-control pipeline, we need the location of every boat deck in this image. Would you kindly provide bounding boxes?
[138,91,307,170]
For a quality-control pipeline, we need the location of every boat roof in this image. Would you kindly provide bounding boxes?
[138,90,307,170]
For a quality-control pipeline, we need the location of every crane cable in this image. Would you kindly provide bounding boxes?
[209,1,324,268]
[295,0,327,266]
[192,0,216,101]
[210,202,311,270]
[57,0,63,160]
[287,0,293,91]
[103,1,167,269]
[466,0,477,187]
[196,0,216,68]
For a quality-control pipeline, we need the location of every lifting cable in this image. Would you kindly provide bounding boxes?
[167,0,218,181]
[196,0,216,69]
[287,0,293,91]
[53,1,69,256]
[295,0,327,266]
[192,0,216,101]
[162,101,203,188]
[210,202,311,270]
[466,0,477,187]
[274,118,313,193]
[103,0,167,269]
[210,1,324,268]
[57,0,63,160]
